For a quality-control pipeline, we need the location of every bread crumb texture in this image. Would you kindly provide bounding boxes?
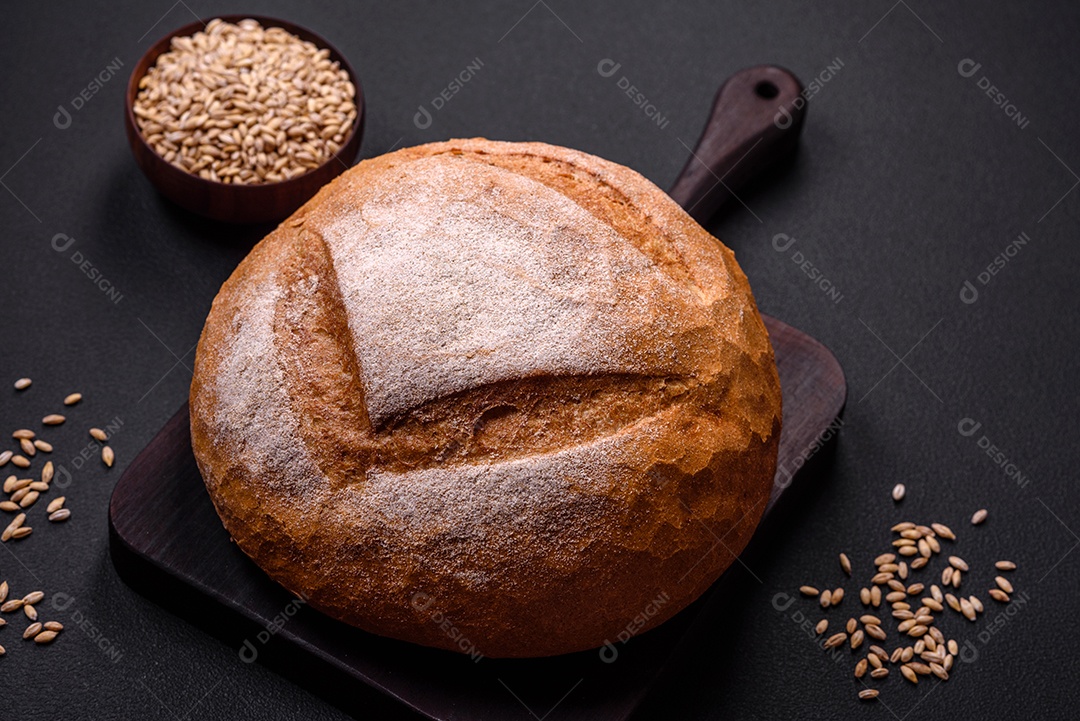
[190,138,781,657]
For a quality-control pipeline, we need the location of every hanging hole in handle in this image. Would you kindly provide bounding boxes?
[754,80,779,99]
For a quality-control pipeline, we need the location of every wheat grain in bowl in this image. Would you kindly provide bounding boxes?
[132,18,357,185]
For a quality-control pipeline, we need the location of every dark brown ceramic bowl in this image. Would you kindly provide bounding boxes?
[124,15,364,224]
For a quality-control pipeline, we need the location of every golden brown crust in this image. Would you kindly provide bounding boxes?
[190,138,781,657]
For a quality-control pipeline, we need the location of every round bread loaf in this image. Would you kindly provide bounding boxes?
[190,138,781,658]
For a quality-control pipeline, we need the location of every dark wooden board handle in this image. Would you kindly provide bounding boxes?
[668,65,806,223]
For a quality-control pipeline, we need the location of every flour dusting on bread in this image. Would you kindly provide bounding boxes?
[318,153,716,427]
[210,266,323,502]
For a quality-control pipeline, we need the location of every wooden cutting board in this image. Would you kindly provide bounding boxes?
[109,66,844,721]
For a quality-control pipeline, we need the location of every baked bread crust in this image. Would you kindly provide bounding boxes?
[190,138,781,657]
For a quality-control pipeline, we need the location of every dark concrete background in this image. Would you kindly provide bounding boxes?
[1,1,1077,718]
